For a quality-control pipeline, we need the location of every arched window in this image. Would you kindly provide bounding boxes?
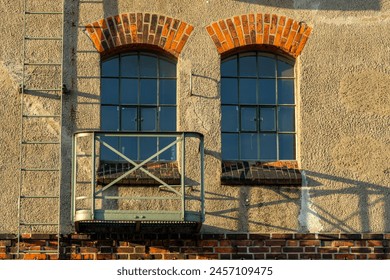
[100,51,177,161]
[221,52,295,161]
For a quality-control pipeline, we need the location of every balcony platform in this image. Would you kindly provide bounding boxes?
[75,220,202,234]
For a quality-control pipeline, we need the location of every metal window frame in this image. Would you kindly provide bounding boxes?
[221,51,296,161]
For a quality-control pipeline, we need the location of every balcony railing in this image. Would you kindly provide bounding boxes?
[71,131,204,231]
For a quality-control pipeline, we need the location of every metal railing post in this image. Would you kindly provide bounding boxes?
[181,133,186,220]
[200,135,205,223]
[71,135,76,222]
[91,132,96,219]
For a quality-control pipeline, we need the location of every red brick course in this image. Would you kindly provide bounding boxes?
[206,13,312,57]
[85,13,194,57]
[2,233,390,260]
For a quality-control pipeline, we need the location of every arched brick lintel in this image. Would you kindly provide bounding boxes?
[206,14,312,57]
[85,13,194,58]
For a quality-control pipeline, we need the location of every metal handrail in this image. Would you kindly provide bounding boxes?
[71,131,205,224]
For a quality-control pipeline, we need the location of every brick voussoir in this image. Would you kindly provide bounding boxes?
[85,13,193,57]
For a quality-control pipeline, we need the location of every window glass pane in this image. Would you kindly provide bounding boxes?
[241,107,257,131]
[159,107,176,131]
[221,106,238,132]
[278,79,294,104]
[120,137,137,160]
[159,79,176,105]
[239,78,257,104]
[222,133,238,160]
[101,106,119,131]
[140,108,156,131]
[278,59,294,77]
[121,107,137,131]
[121,55,138,77]
[239,53,257,77]
[221,56,238,76]
[100,136,119,161]
[140,137,157,160]
[278,106,295,132]
[101,78,119,104]
[258,56,276,78]
[159,59,176,78]
[260,107,276,131]
[140,79,157,104]
[259,133,277,160]
[140,55,157,77]
[279,134,295,160]
[102,57,119,77]
[120,79,138,104]
[221,78,238,104]
[259,79,276,104]
[240,133,258,160]
[159,137,176,160]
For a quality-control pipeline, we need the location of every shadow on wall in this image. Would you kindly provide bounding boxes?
[233,0,381,11]
[304,170,390,233]
[205,170,390,233]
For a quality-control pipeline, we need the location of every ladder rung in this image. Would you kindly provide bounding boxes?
[23,115,61,118]
[19,250,59,254]
[22,141,60,145]
[25,11,63,15]
[24,63,62,66]
[21,168,60,172]
[24,88,62,91]
[25,37,62,41]
[20,223,58,226]
[20,195,59,199]
[80,1,103,3]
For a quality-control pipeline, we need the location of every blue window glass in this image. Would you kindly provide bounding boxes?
[221,56,237,76]
[278,79,294,104]
[101,78,119,104]
[159,107,176,131]
[260,108,276,131]
[221,52,295,161]
[259,133,277,160]
[120,79,138,104]
[221,78,238,104]
[241,107,257,132]
[159,79,176,105]
[221,106,238,132]
[240,133,258,160]
[221,133,239,160]
[121,55,138,77]
[279,134,295,160]
[239,53,257,77]
[239,79,257,104]
[102,57,119,77]
[140,55,157,77]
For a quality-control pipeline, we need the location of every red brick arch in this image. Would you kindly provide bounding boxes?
[85,13,194,57]
[206,14,312,57]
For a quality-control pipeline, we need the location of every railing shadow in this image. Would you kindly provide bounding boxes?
[204,170,390,233]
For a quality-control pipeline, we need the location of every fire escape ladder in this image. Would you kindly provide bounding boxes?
[17,0,66,258]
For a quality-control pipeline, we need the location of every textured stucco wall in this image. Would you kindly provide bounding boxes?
[0,0,389,234]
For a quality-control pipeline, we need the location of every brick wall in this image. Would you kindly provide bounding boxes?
[1,233,389,260]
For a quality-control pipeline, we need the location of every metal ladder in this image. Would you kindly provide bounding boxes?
[17,0,66,258]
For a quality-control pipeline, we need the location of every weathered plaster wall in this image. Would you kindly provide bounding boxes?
[0,0,389,234]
